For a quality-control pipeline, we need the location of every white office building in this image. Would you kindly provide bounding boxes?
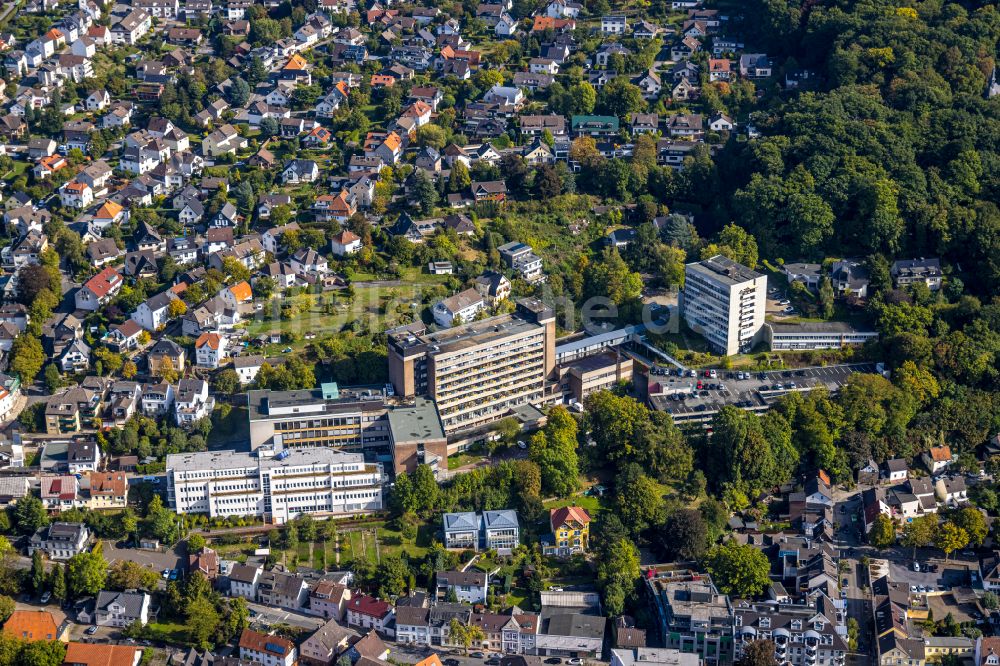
[166,447,384,524]
[681,255,767,355]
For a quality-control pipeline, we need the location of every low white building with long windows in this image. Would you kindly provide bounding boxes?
[166,447,384,524]
[765,322,878,351]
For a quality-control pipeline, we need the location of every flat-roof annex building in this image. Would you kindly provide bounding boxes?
[680,255,767,355]
[165,447,384,524]
[247,384,390,453]
[388,299,556,433]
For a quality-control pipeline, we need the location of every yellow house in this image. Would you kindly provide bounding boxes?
[545,506,591,557]
[87,472,129,511]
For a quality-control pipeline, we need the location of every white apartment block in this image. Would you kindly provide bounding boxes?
[681,255,767,355]
[166,447,384,524]
[388,299,555,433]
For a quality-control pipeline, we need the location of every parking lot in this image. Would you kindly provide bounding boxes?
[648,363,879,422]
[887,557,979,591]
[102,540,186,576]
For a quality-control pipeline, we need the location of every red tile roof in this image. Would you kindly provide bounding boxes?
[3,610,58,641]
[64,642,141,666]
[347,594,392,618]
[550,506,591,532]
[84,267,123,299]
[239,628,294,656]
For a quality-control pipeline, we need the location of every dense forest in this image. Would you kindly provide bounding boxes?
[713,0,1000,291]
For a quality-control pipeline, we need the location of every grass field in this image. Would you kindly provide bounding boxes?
[143,622,191,646]
[543,494,603,514]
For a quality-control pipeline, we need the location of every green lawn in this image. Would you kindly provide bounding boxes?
[543,494,603,514]
[143,622,191,646]
[245,284,427,342]
[2,160,29,180]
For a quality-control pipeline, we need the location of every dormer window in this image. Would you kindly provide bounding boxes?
[759,617,771,628]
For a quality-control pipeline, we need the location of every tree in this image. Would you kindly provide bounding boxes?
[0,596,12,623]
[13,495,48,534]
[30,550,45,593]
[168,298,188,319]
[187,594,220,648]
[934,522,968,560]
[596,538,640,617]
[222,256,252,284]
[597,77,646,118]
[108,560,160,591]
[375,555,410,598]
[449,618,486,654]
[412,169,438,214]
[708,406,777,494]
[869,514,896,549]
[585,391,649,464]
[449,161,471,193]
[951,508,987,547]
[10,335,45,384]
[529,406,579,497]
[900,515,936,558]
[614,465,664,537]
[188,534,206,552]
[67,550,107,598]
[16,264,56,305]
[223,596,251,642]
[738,639,778,666]
[570,81,597,114]
[705,540,772,598]
[18,640,66,666]
[50,565,66,603]
[660,509,708,561]
[227,77,251,106]
[43,364,62,393]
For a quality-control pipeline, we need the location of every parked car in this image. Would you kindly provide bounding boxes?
[544,660,562,665]
[40,591,51,604]
[516,440,527,449]
[86,626,98,635]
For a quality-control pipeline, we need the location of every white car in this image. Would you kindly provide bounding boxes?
[777,299,791,305]
[516,440,527,449]
[709,369,718,379]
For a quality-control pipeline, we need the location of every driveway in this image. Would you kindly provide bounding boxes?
[247,601,324,631]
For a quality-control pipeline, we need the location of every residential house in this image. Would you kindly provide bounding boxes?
[147,339,185,376]
[75,267,123,311]
[94,590,151,627]
[229,563,263,599]
[436,570,488,604]
[308,581,352,621]
[544,506,591,557]
[195,332,225,369]
[2,610,61,642]
[923,445,953,474]
[346,595,394,634]
[88,472,128,510]
[331,230,362,256]
[891,258,943,291]
[433,288,486,327]
[28,522,89,560]
[300,617,355,666]
[174,379,214,426]
[239,629,297,666]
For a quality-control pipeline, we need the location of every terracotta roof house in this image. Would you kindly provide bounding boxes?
[63,642,142,666]
[2,610,60,641]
